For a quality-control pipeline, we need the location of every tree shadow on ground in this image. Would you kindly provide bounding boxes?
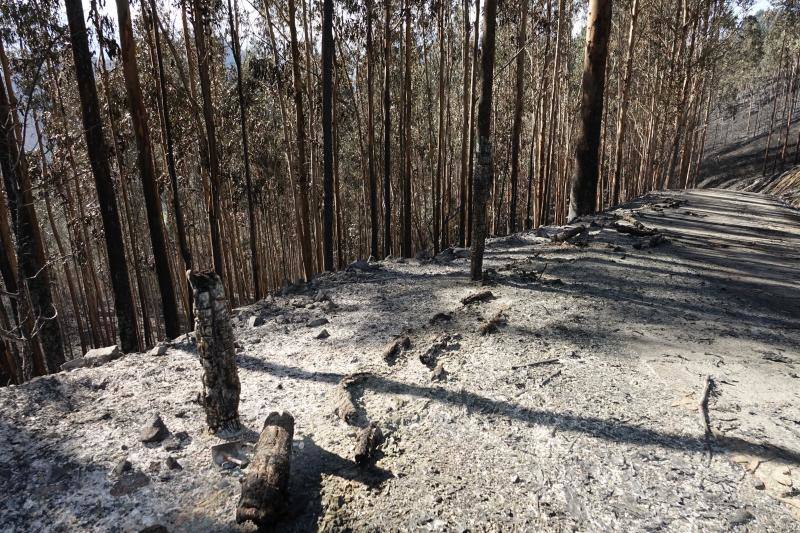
[236,356,800,466]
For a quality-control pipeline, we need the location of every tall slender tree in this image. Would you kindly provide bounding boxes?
[568,0,613,220]
[227,0,261,296]
[287,0,315,280]
[322,0,335,271]
[191,0,225,278]
[382,0,393,257]
[470,0,498,281]
[65,0,139,353]
[115,0,181,339]
[366,0,379,258]
[508,2,528,233]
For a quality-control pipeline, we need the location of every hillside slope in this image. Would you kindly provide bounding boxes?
[1,189,799,532]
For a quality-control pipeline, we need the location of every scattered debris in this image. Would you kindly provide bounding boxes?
[354,423,384,466]
[420,334,458,368]
[149,344,168,357]
[551,225,586,243]
[332,373,369,424]
[480,311,507,336]
[165,456,182,471]
[698,376,716,456]
[247,315,265,328]
[540,369,562,387]
[383,336,411,364]
[110,471,150,497]
[613,220,658,237]
[430,362,447,381]
[211,441,252,468]
[429,312,453,324]
[461,290,495,305]
[511,358,560,371]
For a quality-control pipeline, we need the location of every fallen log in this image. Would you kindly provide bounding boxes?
[551,225,585,243]
[236,412,294,528]
[461,290,495,305]
[613,220,657,236]
[354,423,384,466]
[188,269,241,434]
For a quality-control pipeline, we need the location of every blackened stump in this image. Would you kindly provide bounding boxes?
[188,269,241,433]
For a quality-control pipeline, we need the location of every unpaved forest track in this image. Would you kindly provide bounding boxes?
[0,189,798,532]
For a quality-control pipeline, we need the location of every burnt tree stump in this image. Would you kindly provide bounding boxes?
[236,412,295,527]
[188,269,241,433]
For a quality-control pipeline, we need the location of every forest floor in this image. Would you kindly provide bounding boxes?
[1,189,799,532]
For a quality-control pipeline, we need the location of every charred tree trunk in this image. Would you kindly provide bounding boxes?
[227,0,260,297]
[0,59,64,375]
[191,0,225,279]
[382,0,393,257]
[287,0,315,280]
[568,0,612,220]
[322,0,335,271]
[401,0,413,257]
[508,4,528,234]
[366,0,379,259]
[469,0,498,281]
[458,0,471,246]
[115,0,181,339]
[66,0,139,354]
[188,270,241,433]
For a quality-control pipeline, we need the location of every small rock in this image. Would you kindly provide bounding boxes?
[314,290,330,302]
[431,362,447,381]
[113,459,132,476]
[729,509,754,526]
[307,317,329,327]
[149,344,168,357]
[383,336,411,364]
[162,438,180,451]
[511,474,521,483]
[174,430,189,441]
[110,471,150,496]
[148,460,161,473]
[140,413,169,443]
[247,315,265,328]
[62,345,123,371]
[165,456,182,470]
[315,329,331,339]
[753,478,765,490]
[139,525,169,533]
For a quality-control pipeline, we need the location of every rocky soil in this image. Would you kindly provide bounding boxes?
[1,189,799,532]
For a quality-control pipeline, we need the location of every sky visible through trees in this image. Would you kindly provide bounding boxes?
[1,0,799,384]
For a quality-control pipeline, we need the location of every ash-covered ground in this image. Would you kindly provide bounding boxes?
[1,189,799,532]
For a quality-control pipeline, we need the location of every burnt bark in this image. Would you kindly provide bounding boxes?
[188,269,241,433]
[65,0,139,354]
[115,0,180,339]
[568,0,613,220]
[469,0,498,281]
[236,412,294,527]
